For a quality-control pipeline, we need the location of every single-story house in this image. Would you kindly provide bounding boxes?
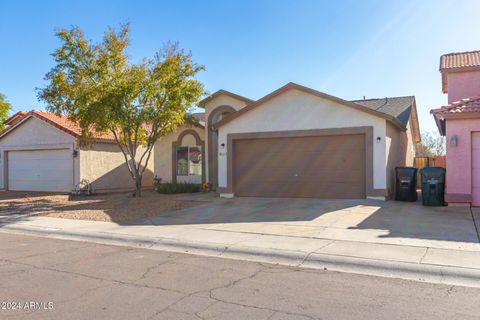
[431,50,480,206]
[1,82,420,199]
[155,82,420,200]
[0,110,154,192]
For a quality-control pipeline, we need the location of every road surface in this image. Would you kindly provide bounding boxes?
[0,232,479,320]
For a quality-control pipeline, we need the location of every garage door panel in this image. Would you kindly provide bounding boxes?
[239,180,363,198]
[238,173,365,185]
[236,137,364,154]
[8,149,73,192]
[11,159,71,177]
[236,152,362,172]
[233,134,365,198]
[238,167,364,182]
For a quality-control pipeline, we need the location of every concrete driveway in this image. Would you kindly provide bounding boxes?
[2,190,478,250]
[142,195,480,250]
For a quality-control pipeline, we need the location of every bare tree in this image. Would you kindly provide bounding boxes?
[417,130,446,157]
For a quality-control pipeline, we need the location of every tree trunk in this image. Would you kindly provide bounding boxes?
[133,171,143,197]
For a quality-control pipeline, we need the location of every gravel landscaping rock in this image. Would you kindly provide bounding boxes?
[0,190,208,223]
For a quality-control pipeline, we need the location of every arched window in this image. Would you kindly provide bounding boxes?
[173,129,204,184]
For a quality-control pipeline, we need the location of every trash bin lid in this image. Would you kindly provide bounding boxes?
[420,167,446,181]
[396,167,417,178]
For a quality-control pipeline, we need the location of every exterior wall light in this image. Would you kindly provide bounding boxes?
[73,150,79,157]
[220,143,225,149]
[450,135,458,147]
[376,137,381,143]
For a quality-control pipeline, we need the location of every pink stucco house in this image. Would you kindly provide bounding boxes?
[431,50,480,206]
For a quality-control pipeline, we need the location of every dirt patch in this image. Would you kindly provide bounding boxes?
[0,191,208,223]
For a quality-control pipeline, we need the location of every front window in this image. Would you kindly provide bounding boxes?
[177,146,202,176]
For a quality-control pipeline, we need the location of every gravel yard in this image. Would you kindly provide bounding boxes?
[0,190,210,223]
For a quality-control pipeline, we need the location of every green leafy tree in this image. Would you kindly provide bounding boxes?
[417,130,446,157]
[0,93,11,131]
[38,24,205,197]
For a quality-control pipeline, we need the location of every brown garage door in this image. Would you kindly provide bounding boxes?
[233,134,365,198]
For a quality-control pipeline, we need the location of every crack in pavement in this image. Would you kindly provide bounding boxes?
[5,243,96,262]
[146,262,274,320]
[0,257,187,296]
[150,298,214,320]
[297,241,335,268]
[446,285,456,297]
[469,207,480,243]
[201,264,321,320]
[207,293,320,320]
[132,253,181,283]
[145,294,193,320]
[16,246,129,269]
[54,282,114,305]
[419,247,430,264]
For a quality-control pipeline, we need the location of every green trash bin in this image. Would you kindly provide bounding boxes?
[420,167,446,206]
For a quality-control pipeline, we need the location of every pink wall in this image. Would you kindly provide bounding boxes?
[446,119,480,200]
[447,71,480,103]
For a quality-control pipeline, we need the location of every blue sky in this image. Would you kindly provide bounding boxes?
[1,0,480,131]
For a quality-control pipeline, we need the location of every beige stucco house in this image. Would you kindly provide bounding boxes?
[0,82,419,199]
[0,111,153,192]
[155,82,420,200]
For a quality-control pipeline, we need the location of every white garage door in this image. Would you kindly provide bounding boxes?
[8,149,73,192]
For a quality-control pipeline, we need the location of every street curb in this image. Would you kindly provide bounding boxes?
[1,224,480,288]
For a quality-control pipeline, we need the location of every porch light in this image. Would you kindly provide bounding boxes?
[73,150,79,157]
[450,135,458,147]
[376,137,381,143]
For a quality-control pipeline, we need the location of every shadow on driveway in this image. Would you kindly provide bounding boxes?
[1,190,479,245]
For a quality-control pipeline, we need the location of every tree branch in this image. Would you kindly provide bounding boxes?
[112,129,135,180]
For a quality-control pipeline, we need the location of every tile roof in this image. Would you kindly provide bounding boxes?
[431,97,480,136]
[440,50,480,71]
[431,97,480,115]
[439,50,480,93]
[4,111,27,126]
[1,110,115,141]
[351,96,415,127]
[34,110,115,140]
[1,110,206,141]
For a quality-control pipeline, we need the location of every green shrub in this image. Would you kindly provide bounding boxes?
[155,182,201,194]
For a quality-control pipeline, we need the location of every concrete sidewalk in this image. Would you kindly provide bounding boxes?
[1,213,480,288]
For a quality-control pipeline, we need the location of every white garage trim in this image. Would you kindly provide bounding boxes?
[1,144,76,192]
[220,127,378,198]
[6,148,74,192]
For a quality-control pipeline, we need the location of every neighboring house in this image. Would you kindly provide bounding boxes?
[431,50,480,206]
[155,82,420,200]
[0,110,154,192]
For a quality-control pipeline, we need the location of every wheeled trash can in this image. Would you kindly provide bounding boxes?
[420,167,446,206]
[395,167,418,201]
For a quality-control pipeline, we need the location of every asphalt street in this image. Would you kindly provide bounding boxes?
[0,232,479,320]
